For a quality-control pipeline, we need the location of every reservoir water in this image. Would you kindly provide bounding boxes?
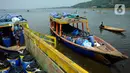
[0,8,130,73]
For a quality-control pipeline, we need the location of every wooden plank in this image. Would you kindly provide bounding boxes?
[26,38,64,73]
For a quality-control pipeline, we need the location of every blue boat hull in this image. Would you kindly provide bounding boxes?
[50,29,95,57]
[50,28,127,64]
[62,39,95,57]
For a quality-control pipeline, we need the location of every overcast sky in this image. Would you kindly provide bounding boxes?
[0,0,91,9]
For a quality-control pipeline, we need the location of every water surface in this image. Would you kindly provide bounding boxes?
[0,8,130,73]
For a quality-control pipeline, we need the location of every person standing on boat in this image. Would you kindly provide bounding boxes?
[11,17,23,48]
[100,21,104,28]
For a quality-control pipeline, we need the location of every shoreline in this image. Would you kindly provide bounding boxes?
[0,8,130,10]
[70,7,130,10]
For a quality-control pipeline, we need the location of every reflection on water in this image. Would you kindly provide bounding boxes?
[99,28,103,33]
[110,64,122,73]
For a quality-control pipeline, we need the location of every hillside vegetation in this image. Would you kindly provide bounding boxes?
[72,0,130,8]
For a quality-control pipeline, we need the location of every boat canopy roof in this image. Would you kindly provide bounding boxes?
[50,12,88,24]
[0,23,12,28]
[0,13,27,28]
[0,14,22,19]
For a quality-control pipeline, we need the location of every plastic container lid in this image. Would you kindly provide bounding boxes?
[29,61,39,68]
[23,55,34,62]
[9,66,24,73]
[35,70,47,73]
[19,49,30,56]
[7,52,19,59]
[26,66,36,72]
[2,37,10,40]
[0,52,6,61]
[0,60,10,69]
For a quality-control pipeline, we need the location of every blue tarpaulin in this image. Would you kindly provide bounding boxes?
[72,29,79,36]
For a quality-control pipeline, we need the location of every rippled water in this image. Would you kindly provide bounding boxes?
[0,8,130,73]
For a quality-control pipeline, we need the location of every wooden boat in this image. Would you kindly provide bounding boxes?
[50,13,128,65]
[0,14,88,73]
[99,25,125,32]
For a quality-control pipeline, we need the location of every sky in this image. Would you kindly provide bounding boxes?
[0,0,91,9]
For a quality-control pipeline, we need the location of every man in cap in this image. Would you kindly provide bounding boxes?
[11,17,23,48]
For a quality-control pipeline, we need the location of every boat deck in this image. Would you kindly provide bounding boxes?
[0,45,26,51]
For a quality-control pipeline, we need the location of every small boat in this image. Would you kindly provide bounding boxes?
[50,12,128,65]
[27,10,29,12]
[100,24,125,32]
[0,14,88,73]
[84,11,87,14]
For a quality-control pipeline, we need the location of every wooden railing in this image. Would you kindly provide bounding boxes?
[22,22,89,73]
[21,22,56,48]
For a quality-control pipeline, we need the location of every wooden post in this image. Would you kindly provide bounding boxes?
[52,22,55,29]
[51,21,54,29]
[50,21,52,27]
[53,22,54,28]
[82,23,84,31]
[56,23,58,34]
[60,24,62,36]
[86,22,90,32]
[72,23,74,27]
[76,23,78,28]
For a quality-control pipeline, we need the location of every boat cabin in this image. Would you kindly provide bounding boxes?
[50,16,90,37]
[0,14,27,50]
[0,24,15,46]
[0,22,25,51]
[50,15,97,48]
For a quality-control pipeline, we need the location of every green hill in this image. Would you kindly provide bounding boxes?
[71,0,130,8]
